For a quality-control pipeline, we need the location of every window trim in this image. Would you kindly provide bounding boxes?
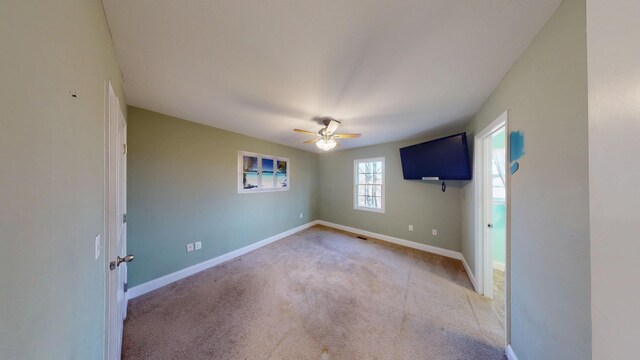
[238,151,290,194]
[353,157,385,214]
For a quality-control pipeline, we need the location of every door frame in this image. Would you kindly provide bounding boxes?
[104,80,127,360]
[474,110,510,342]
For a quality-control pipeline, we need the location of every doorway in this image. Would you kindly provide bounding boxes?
[474,111,509,339]
[104,81,132,360]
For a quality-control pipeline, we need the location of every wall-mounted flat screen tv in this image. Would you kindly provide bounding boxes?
[399,132,471,181]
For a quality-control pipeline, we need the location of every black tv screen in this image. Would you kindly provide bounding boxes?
[399,133,471,180]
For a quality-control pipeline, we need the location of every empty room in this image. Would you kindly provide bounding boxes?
[1,0,638,359]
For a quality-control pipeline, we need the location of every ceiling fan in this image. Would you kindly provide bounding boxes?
[293,118,361,151]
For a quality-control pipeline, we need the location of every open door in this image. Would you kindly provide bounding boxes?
[474,110,509,344]
[105,81,134,360]
[481,125,506,300]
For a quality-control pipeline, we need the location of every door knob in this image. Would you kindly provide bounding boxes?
[117,255,135,266]
[110,255,134,270]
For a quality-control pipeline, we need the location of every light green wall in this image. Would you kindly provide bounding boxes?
[462,0,590,358]
[127,107,319,286]
[317,132,464,252]
[0,1,125,359]
[587,0,640,357]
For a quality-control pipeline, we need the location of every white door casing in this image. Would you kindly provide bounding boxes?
[474,110,509,343]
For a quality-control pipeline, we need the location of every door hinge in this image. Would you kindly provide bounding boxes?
[123,282,128,293]
[123,143,127,155]
[123,213,127,224]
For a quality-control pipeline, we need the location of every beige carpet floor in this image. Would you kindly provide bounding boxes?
[123,225,505,360]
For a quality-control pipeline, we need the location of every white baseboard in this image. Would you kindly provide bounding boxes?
[127,220,319,299]
[316,220,463,260]
[506,344,518,360]
[461,256,478,292]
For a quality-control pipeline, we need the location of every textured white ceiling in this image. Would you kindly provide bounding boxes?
[103,0,561,152]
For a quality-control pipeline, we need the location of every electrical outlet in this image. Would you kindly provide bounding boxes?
[186,243,194,252]
[299,213,303,219]
[432,229,438,236]
[195,241,202,250]
[94,234,101,260]
[408,225,414,231]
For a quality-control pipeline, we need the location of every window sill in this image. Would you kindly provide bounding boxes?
[353,206,385,214]
[238,188,289,194]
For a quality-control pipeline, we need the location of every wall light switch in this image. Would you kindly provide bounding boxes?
[432,229,438,236]
[94,234,101,260]
[299,213,303,219]
[195,241,202,250]
[408,225,414,231]
[186,243,194,252]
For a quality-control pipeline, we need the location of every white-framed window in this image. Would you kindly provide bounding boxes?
[354,157,385,213]
[238,151,289,194]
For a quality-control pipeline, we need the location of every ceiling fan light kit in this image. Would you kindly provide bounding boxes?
[293,117,361,151]
[316,138,337,151]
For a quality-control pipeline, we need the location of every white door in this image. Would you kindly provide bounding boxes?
[117,102,129,320]
[105,82,133,360]
[481,125,506,299]
[482,133,496,298]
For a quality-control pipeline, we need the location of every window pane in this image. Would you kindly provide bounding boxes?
[360,161,382,174]
[363,196,382,209]
[358,196,366,207]
[358,185,382,197]
[360,162,370,173]
[243,156,258,172]
[243,156,258,189]
[276,160,287,188]
[261,158,274,188]
[357,195,382,209]
[373,161,382,173]
[357,173,382,185]
[366,196,374,207]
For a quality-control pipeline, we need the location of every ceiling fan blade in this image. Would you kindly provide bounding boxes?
[334,133,361,139]
[325,120,341,135]
[303,138,320,144]
[293,128,318,135]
